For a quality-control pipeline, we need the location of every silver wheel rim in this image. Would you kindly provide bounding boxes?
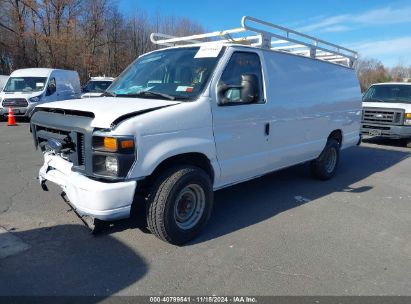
[325,147,337,174]
[174,184,205,230]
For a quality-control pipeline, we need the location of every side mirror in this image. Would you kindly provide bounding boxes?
[240,74,259,103]
[217,73,259,105]
[46,82,56,96]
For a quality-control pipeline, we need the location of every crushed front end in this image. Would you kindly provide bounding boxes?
[31,109,136,224]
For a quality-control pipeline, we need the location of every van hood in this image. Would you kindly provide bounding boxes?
[362,101,411,112]
[35,97,180,128]
[0,91,43,101]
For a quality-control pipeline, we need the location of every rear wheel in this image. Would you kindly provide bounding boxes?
[311,139,340,180]
[147,166,213,245]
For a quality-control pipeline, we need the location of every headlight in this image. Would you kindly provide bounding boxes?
[92,135,135,178]
[29,95,42,103]
[405,113,411,125]
[105,156,118,174]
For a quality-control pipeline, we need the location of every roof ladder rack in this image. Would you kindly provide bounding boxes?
[150,16,358,68]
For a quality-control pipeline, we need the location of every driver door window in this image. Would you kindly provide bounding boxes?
[218,52,264,104]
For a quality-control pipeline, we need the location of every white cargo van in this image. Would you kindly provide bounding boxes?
[361,82,411,147]
[0,68,80,118]
[81,76,114,98]
[30,17,361,244]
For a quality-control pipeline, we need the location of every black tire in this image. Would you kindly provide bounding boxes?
[311,139,340,180]
[406,140,411,148]
[91,218,109,235]
[147,166,213,245]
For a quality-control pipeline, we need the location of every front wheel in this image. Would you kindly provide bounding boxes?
[311,139,340,180]
[147,166,213,245]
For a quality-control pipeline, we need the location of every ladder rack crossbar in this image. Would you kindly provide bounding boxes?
[150,16,358,68]
[242,16,356,55]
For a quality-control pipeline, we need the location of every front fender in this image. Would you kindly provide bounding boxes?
[130,128,220,181]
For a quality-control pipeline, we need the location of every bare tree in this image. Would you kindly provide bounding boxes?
[356,57,392,92]
[390,59,410,82]
[0,0,205,82]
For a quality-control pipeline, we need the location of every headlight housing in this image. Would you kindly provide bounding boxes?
[29,95,42,103]
[405,113,411,125]
[92,136,135,152]
[92,135,135,178]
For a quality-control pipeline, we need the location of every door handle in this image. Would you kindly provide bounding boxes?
[265,123,270,136]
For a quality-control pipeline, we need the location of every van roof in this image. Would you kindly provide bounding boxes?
[372,82,411,86]
[10,68,74,78]
[90,76,115,81]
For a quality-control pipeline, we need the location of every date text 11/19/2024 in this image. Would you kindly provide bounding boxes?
[149,296,258,303]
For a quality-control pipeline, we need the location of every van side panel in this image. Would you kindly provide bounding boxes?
[69,71,81,98]
[53,70,81,100]
[264,51,361,169]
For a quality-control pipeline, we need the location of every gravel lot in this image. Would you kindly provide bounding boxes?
[0,120,410,296]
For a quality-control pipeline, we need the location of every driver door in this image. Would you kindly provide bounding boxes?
[211,51,271,186]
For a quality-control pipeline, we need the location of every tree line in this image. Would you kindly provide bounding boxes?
[1,0,410,90]
[0,0,204,83]
[356,58,411,92]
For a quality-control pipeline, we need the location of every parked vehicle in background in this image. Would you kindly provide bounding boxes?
[361,82,411,147]
[0,75,9,91]
[81,76,114,98]
[0,68,80,119]
[30,16,361,245]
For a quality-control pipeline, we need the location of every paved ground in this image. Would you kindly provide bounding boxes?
[0,120,410,296]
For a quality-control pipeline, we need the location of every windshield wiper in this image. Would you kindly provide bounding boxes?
[119,91,176,101]
[364,98,385,103]
[174,96,195,101]
[102,91,117,97]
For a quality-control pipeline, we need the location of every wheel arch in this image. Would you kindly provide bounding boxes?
[145,152,215,186]
[328,129,343,147]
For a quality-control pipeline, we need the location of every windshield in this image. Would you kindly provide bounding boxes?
[363,84,411,103]
[3,77,47,93]
[82,80,112,93]
[106,47,224,101]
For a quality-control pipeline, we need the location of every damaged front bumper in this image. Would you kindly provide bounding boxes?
[39,152,136,221]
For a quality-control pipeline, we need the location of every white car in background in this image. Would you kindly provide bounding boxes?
[81,77,114,98]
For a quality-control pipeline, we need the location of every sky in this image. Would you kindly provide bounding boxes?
[118,0,411,67]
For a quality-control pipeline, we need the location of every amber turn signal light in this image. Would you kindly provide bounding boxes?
[120,139,134,149]
[103,137,117,151]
